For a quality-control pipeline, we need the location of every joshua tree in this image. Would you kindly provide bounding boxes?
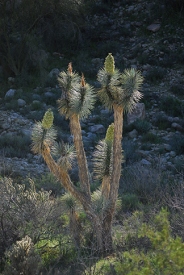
[31,54,143,254]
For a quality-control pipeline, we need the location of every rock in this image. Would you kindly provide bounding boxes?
[5,89,16,100]
[89,124,105,134]
[17,98,26,107]
[140,159,151,165]
[147,23,161,32]
[1,123,10,130]
[87,132,97,141]
[127,103,145,124]
[171,122,184,132]
[170,151,176,157]
[44,91,55,98]
[32,94,42,101]
[49,68,60,78]
[163,144,172,151]
[128,129,138,138]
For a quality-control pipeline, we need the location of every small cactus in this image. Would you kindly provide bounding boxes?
[104,53,115,74]
[42,109,54,130]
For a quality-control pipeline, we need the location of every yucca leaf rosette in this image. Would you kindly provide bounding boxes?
[97,53,121,110]
[69,74,96,119]
[31,110,57,154]
[120,68,144,113]
[58,63,80,119]
[93,123,114,180]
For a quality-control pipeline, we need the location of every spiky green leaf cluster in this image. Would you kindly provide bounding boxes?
[41,109,54,129]
[58,67,80,118]
[93,140,113,180]
[97,68,121,110]
[104,53,115,74]
[70,82,96,119]
[31,122,57,154]
[52,142,76,171]
[98,54,143,111]
[93,124,114,180]
[120,68,144,113]
[60,192,79,212]
[58,67,96,119]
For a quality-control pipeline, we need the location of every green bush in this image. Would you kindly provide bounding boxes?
[87,209,184,275]
[0,134,31,158]
[145,67,167,83]
[133,119,152,134]
[160,96,184,117]
[169,134,184,155]
[141,132,161,144]
[121,193,141,211]
[153,113,171,130]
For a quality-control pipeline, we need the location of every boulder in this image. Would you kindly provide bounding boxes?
[89,124,105,134]
[5,89,16,100]
[127,103,145,124]
[17,98,26,107]
[49,68,60,78]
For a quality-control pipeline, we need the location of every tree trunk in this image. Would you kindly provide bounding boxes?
[102,210,113,254]
[70,114,91,199]
[101,175,110,199]
[41,139,113,254]
[110,104,123,209]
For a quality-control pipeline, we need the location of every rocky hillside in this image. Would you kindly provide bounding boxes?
[0,0,183,183]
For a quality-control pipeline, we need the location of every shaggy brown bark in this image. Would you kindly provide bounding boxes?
[70,114,91,199]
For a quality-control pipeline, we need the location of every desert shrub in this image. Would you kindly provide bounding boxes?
[145,66,167,83]
[160,95,184,117]
[169,133,184,155]
[141,132,161,144]
[122,139,140,164]
[152,113,171,130]
[133,119,152,134]
[165,180,184,239]
[0,177,60,267]
[120,163,169,204]
[0,134,31,158]
[87,209,184,275]
[33,172,63,195]
[170,82,184,96]
[3,236,42,275]
[36,236,76,268]
[121,193,141,211]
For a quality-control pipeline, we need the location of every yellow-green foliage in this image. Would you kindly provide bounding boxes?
[104,53,115,74]
[105,123,114,143]
[41,109,54,130]
[36,239,60,267]
[87,209,184,275]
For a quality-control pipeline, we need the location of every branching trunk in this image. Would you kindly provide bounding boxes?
[41,142,104,251]
[70,114,91,199]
